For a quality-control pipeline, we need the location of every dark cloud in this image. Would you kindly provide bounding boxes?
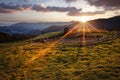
[1,1,118,17]
[67,10,105,16]
[0,3,32,13]
[47,6,81,12]
[0,8,17,13]
[32,4,49,12]
[24,0,30,2]
[0,3,82,16]
[66,0,120,16]
[0,3,22,10]
[0,2,106,16]
[32,4,82,13]
[64,0,78,3]
[85,0,120,10]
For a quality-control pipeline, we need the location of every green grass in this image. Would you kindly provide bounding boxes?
[32,31,62,40]
[0,32,120,80]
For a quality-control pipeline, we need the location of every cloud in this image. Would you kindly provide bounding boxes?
[114,11,120,15]
[0,3,22,10]
[64,0,120,16]
[64,0,78,3]
[67,10,105,16]
[23,0,41,2]
[85,0,120,10]
[46,6,82,13]
[0,3,32,13]
[65,0,120,16]
[0,8,18,13]
[1,1,117,17]
[32,4,82,13]
[0,2,105,16]
[0,3,82,16]
[24,0,30,2]
[32,4,48,12]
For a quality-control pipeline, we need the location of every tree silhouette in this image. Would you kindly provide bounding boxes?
[64,27,69,34]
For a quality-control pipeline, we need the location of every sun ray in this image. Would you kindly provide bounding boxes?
[87,23,94,32]
[24,22,100,65]
[86,23,95,32]
[25,23,80,65]
[85,24,91,32]
[80,23,87,54]
[77,23,83,32]
[82,23,86,46]
[87,23,99,32]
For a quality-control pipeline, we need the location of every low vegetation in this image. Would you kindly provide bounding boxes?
[0,32,120,80]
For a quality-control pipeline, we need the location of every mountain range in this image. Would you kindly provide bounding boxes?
[0,22,73,35]
[0,15,120,35]
[42,15,120,33]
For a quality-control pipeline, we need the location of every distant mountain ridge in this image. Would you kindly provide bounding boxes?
[0,22,73,34]
[43,15,120,33]
[0,15,120,35]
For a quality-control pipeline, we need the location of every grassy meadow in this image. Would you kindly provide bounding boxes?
[0,32,120,80]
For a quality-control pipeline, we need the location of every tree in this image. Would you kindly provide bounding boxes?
[64,27,69,34]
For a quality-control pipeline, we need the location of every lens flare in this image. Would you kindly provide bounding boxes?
[25,23,80,65]
[24,22,100,65]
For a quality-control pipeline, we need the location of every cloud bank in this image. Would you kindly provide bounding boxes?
[0,3,82,15]
[85,0,120,10]
[67,11,105,16]
[65,0,120,16]
[0,3,32,13]
[64,0,78,3]
[0,0,120,16]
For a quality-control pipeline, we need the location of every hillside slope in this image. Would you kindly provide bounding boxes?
[0,32,120,80]
[42,16,120,34]
[89,16,120,31]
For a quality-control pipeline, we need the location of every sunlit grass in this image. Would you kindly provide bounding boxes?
[0,28,120,80]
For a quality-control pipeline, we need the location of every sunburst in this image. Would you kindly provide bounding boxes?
[80,16,89,23]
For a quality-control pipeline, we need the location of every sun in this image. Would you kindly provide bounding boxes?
[80,16,89,23]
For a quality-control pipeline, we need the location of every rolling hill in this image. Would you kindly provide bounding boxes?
[88,15,120,31]
[0,15,119,35]
[0,22,73,34]
[0,31,120,80]
[41,16,120,34]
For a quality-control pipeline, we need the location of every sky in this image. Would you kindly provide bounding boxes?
[0,0,120,23]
